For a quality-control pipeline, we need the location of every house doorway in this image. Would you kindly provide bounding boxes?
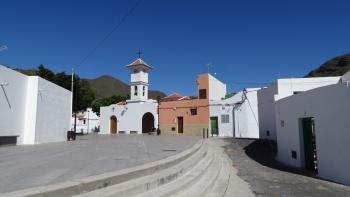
[177,117,184,133]
[142,112,154,133]
[110,116,117,134]
[302,117,318,172]
[210,117,219,136]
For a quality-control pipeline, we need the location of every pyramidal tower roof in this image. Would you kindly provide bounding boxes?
[126,58,153,69]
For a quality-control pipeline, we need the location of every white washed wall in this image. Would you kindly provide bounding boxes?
[209,88,260,138]
[0,66,71,145]
[208,74,227,101]
[275,84,350,185]
[258,77,340,141]
[33,77,71,144]
[0,65,28,143]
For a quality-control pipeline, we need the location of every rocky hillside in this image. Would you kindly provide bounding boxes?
[305,52,350,77]
[85,75,166,100]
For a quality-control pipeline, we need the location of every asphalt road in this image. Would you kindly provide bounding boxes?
[0,134,199,193]
[222,138,350,197]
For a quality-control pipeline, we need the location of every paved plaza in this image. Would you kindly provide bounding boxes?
[0,134,199,193]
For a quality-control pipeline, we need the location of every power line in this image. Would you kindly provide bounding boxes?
[77,0,143,67]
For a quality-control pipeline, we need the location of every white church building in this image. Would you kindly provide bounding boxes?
[99,58,158,134]
[209,88,260,138]
[0,65,71,145]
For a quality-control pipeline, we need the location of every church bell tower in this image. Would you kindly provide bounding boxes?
[127,58,153,101]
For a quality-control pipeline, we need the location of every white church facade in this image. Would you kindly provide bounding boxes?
[99,58,158,134]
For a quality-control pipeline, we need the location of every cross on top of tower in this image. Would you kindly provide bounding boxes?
[137,49,142,58]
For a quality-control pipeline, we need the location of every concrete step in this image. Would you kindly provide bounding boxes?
[1,140,204,197]
[74,141,209,197]
[135,146,215,197]
[173,144,224,197]
[205,156,231,197]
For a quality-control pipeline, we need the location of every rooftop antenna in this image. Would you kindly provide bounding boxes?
[207,62,213,74]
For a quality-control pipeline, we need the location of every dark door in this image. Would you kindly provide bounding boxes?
[210,117,219,136]
[178,117,184,133]
[142,112,155,133]
[302,117,318,172]
[110,116,117,134]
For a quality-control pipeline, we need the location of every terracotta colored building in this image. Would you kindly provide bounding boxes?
[159,74,226,136]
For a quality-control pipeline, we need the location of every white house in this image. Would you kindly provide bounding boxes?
[209,88,260,138]
[208,74,227,101]
[275,71,350,185]
[71,108,99,134]
[257,77,340,141]
[0,65,71,145]
[99,58,158,134]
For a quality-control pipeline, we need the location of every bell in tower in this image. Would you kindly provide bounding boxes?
[126,58,153,101]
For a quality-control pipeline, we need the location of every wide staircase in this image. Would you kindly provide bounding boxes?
[3,139,237,197]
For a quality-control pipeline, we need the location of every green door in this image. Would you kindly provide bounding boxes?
[302,118,317,171]
[210,117,219,136]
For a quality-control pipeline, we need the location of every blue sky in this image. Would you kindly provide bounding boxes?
[1,0,350,95]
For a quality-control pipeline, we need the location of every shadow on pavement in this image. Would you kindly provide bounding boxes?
[224,138,319,179]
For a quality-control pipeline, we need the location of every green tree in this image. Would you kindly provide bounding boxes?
[91,95,127,115]
[37,64,55,82]
[78,80,95,110]
[223,92,236,99]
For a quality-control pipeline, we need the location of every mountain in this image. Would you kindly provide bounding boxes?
[84,75,166,100]
[305,52,350,77]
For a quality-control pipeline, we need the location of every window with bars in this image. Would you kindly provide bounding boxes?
[199,89,207,99]
[190,108,197,115]
[221,114,229,123]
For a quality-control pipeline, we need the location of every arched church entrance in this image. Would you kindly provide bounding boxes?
[110,116,117,134]
[142,112,154,133]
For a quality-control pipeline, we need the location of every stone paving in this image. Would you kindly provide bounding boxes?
[0,134,199,193]
[222,138,350,197]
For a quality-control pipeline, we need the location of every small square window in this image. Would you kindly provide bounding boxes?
[281,120,285,127]
[190,108,197,115]
[199,89,207,99]
[221,114,229,123]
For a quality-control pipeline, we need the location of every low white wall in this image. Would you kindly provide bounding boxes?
[275,84,350,185]
[100,101,158,134]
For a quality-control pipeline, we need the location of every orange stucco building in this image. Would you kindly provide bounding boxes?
[159,74,212,136]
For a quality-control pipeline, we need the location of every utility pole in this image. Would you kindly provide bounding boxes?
[71,68,77,134]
